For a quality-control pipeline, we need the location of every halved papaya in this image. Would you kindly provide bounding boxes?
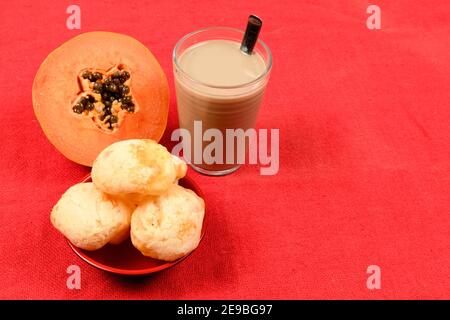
[32,31,169,166]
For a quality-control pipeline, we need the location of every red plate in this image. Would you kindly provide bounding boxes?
[67,174,207,276]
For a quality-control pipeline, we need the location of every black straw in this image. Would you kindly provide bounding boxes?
[240,15,262,55]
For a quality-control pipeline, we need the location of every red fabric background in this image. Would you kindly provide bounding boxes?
[0,0,449,299]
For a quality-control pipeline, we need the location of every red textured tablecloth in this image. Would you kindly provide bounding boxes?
[0,0,449,299]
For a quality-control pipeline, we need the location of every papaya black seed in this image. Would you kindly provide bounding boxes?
[102,92,110,100]
[109,115,118,124]
[122,96,132,104]
[73,104,84,114]
[88,74,97,82]
[122,71,130,80]
[79,97,87,106]
[93,72,103,80]
[121,85,130,95]
[82,71,91,79]
[93,81,103,92]
[85,103,94,111]
[108,83,118,93]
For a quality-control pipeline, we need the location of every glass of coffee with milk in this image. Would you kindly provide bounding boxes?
[173,15,272,175]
